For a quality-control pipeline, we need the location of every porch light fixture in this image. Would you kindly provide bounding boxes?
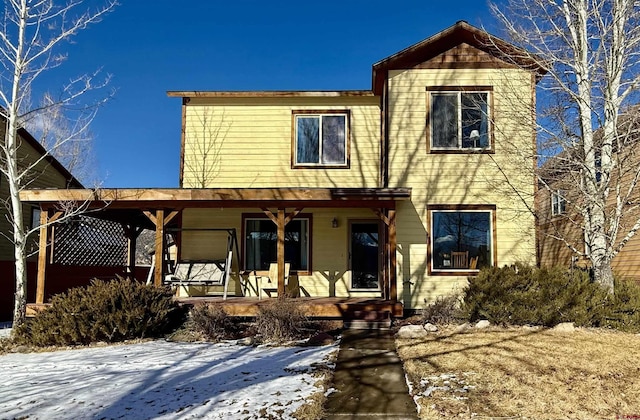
[331,217,338,228]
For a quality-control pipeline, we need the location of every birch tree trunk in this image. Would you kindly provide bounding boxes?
[0,0,116,327]
[491,0,640,293]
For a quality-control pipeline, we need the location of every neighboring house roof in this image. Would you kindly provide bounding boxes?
[371,20,547,95]
[16,126,84,189]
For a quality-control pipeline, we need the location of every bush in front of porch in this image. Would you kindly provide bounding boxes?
[14,277,184,346]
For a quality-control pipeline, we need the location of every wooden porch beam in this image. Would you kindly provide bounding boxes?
[261,208,278,224]
[284,208,304,225]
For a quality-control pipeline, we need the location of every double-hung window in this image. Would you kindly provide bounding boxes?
[429,206,495,273]
[551,190,566,216]
[293,111,349,167]
[244,215,311,272]
[427,87,492,151]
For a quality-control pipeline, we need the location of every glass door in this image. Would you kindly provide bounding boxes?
[349,221,380,290]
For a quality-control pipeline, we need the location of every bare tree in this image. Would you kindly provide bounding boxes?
[490,0,640,293]
[0,0,117,326]
[182,107,229,187]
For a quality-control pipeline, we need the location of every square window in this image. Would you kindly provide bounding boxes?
[293,112,348,167]
[428,89,491,151]
[430,208,493,272]
[244,217,310,271]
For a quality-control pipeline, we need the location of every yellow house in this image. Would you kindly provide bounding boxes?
[168,21,542,309]
[21,21,544,316]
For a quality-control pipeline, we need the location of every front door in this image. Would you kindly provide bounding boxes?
[349,221,380,290]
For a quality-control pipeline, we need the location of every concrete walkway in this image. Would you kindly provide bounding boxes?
[324,329,418,419]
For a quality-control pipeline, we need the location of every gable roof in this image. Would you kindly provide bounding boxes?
[372,20,547,95]
[17,126,84,189]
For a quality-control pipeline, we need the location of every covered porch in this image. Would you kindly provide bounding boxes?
[20,187,411,317]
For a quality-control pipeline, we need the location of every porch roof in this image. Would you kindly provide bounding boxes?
[19,187,411,210]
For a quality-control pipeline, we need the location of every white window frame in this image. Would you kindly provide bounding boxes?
[428,90,491,151]
[293,112,348,167]
[551,190,566,216]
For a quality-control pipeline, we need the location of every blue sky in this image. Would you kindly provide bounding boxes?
[45,0,499,187]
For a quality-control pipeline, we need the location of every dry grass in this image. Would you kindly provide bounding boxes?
[292,351,337,420]
[397,326,640,419]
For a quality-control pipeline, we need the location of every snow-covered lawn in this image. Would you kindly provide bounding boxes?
[0,339,337,419]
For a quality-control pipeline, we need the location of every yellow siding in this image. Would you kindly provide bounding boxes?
[387,68,537,308]
[0,133,72,261]
[179,207,383,298]
[182,96,380,188]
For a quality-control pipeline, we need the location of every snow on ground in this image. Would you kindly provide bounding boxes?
[0,340,337,419]
[0,323,11,339]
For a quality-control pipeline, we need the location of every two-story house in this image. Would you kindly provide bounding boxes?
[21,21,544,316]
[537,107,640,283]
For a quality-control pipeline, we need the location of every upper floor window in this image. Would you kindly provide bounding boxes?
[427,87,492,152]
[551,190,566,216]
[293,111,349,168]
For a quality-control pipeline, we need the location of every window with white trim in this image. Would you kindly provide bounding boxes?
[293,112,348,166]
[430,208,493,272]
[30,207,41,231]
[428,89,491,150]
[244,217,310,271]
[551,190,566,216]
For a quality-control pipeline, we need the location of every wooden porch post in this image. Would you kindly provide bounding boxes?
[35,209,63,304]
[372,207,398,302]
[35,209,49,305]
[277,208,285,297]
[124,225,143,279]
[154,210,165,287]
[261,207,303,298]
[380,212,389,300]
[144,209,180,287]
[388,208,397,302]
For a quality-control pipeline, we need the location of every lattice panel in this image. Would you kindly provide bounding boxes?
[53,215,127,266]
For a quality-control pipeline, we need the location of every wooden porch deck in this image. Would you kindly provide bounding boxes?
[176,296,405,318]
[27,297,404,319]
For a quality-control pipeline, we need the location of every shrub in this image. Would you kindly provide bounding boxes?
[254,298,307,343]
[189,303,240,341]
[599,279,640,332]
[15,277,184,346]
[422,294,463,325]
[461,263,610,327]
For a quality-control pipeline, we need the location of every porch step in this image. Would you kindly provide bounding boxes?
[343,310,392,330]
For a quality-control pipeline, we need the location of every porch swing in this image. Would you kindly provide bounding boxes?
[164,228,240,300]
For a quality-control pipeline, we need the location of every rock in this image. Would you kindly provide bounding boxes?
[475,320,491,329]
[454,323,470,333]
[306,332,335,346]
[397,324,429,338]
[236,336,255,346]
[553,322,575,332]
[424,323,438,332]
